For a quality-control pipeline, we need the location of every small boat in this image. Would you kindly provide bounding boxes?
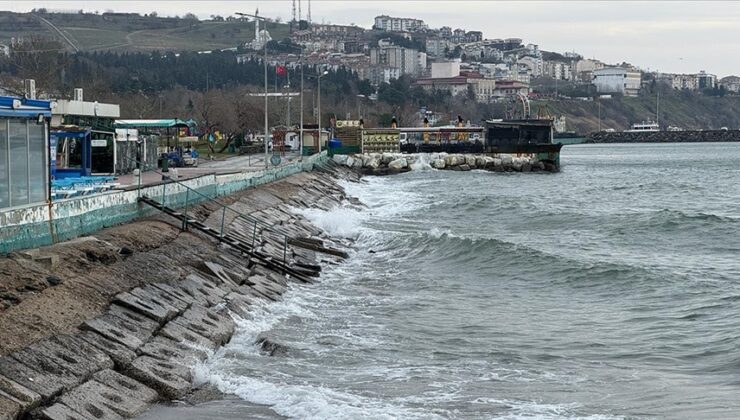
[625,121,659,132]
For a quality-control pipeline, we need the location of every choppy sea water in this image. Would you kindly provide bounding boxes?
[172,143,740,419]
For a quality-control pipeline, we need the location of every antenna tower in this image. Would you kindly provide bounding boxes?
[308,0,311,23]
[292,0,297,22]
[298,0,302,20]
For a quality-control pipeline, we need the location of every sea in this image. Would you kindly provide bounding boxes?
[142,143,740,419]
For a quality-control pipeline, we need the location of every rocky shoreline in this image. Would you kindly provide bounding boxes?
[587,129,740,143]
[333,152,559,175]
[0,164,358,419]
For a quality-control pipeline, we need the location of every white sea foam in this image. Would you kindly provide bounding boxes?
[293,206,364,238]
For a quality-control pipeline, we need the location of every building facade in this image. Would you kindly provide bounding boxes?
[592,67,641,97]
[373,15,428,32]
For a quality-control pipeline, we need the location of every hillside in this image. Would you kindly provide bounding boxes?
[537,92,740,134]
[0,11,291,52]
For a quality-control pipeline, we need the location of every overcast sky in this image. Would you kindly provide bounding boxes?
[3,1,738,77]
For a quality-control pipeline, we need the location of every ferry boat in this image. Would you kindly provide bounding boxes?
[625,121,660,132]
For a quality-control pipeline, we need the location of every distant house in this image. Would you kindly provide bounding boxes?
[592,67,641,97]
[720,75,740,93]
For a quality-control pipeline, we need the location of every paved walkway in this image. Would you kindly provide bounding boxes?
[115,152,300,189]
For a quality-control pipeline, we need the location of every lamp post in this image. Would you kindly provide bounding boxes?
[317,70,328,153]
[236,11,269,168]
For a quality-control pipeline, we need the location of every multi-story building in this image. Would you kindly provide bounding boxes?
[720,75,740,93]
[518,56,543,77]
[592,67,641,97]
[426,38,449,58]
[370,45,423,76]
[439,26,453,39]
[571,59,604,81]
[697,71,717,90]
[670,74,698,90]
[414,73,498,102]
[544,61,572,80]
[431,61,461,78]
[373,15,428,32]
[492,80,530,98]
[465,31,483,43]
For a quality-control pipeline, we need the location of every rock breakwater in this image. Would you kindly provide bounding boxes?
[332,152,559,175]
[0,164,359,419]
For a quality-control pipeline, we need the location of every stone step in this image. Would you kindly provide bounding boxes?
[170,304,234,346]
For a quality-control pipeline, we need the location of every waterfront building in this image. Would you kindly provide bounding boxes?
[592,67,641,97]
[0,95,53,210]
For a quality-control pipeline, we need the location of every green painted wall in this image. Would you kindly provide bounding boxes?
[0,153,327,254]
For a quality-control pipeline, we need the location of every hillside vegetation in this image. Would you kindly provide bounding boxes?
[0,11,290,52]
[539,90,740,134]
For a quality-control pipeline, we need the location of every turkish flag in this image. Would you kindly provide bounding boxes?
[276,65,287,76]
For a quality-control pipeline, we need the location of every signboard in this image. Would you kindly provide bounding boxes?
[115,128,138,142]
[335,120,361,128]
[50,133,57,180]
[270,154,282,166]
[361,130,400,153]
[91,139,108,147]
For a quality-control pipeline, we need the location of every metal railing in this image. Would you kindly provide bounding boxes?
[119,154,295,265]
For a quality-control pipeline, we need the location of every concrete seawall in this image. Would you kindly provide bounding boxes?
[587,130,740,143]
[0,153,328,255]
[0,162,358,419]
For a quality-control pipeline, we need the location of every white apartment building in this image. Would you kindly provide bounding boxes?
[373,15,428,32]
[544,61,572,80]
[592,67,642,97]
[431,61,461,78]
[426,38,448,57]
[518,56,543,77]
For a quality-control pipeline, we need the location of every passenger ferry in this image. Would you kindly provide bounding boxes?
[625,121,660,132]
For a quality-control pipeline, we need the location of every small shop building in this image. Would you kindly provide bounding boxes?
[0,95,52,210]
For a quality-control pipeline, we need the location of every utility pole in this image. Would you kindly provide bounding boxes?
[300,50,304,158]
[598,98,601,132]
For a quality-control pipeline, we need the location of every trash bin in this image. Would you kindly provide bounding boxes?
[161,157,169,172]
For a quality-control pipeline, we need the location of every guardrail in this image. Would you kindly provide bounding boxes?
[119,154,295,265]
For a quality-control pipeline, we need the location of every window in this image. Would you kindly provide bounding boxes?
[28,122,47,203]
[8,119,28,206]
[0,119,7,208]
[0,118,48,210]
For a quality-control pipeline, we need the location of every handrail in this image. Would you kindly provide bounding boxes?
[117,154,298,265]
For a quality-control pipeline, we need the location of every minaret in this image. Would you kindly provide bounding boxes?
[255,8,260,41]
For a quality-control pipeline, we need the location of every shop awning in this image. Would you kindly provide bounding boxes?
[114,119,193,128]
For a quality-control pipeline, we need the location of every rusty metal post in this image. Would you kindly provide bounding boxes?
[183,188,190,231]
[252,220,257,248]
[220,206,227,240]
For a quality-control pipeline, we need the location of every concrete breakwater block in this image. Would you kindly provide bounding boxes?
[81,315,146,351]
[0,334,113,401]
[0,392,22,420]
[139,336,209,366]
[0,374,41,414]
[0,353,77,401]
[113,291,177,324]
[125,356,191,400]
[77,331,137,369]
[134,284,191,313]
[92,369,158,405]
[171,304,235,346]
[223,292,255,319]
[35,403,89,420]
[178,274,229,308]
[60,375,156,419]
[149,282,197,308]
[157,320,219,352]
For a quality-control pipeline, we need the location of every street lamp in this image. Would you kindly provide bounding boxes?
[317,70,328,153]
[236,11,269,169]
[299,49,304,158]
